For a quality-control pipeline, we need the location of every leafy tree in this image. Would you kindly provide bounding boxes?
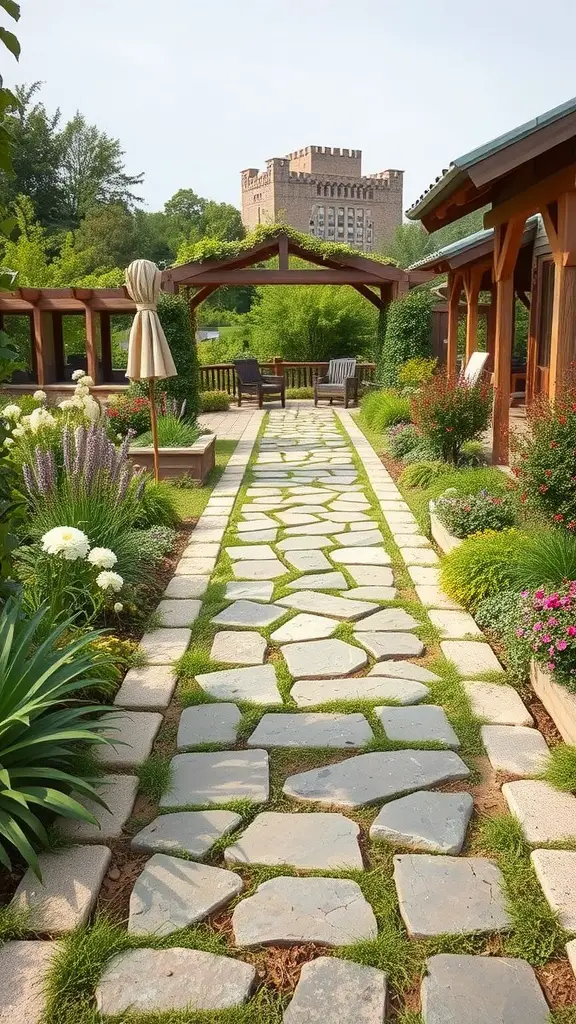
[57,113,143,227]
[200,201,244,242]
[164,188,204,230]
[74,202,137,271]
[0,82,62,227]
[0,0,21,177]
[382,223,436,268]
[377,288,434,385]
[249,284,377,361]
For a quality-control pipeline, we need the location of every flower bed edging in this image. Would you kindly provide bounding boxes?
[429,501,463,554]
[530,659,576,744]
[129,434,216,482]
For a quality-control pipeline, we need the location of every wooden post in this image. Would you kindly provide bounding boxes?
[148,377,160,483]
[463,266,483,364]
[32,305,46,386]
[526,257,539,406]
[278,233,289,271]
[100,311,113,382]
[544,191,576,400]
[486,282,497,372]
[52,312,65,381]
[446,271,461,379]
[492,217,526,464]
[84,304,99,382]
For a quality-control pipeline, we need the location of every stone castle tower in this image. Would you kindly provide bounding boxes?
[241,145,403,253]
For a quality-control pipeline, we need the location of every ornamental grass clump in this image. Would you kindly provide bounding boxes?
[516,583,576,691]
[411,373,492,464]
[440,528,525,611]
[511,376,576,528]
[434,489,516,539]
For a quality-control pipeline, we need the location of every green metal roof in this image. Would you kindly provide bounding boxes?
[407,215,539,271]
[406,96,576,221]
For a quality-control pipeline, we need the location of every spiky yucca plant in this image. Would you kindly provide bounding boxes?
[0,599,113,876]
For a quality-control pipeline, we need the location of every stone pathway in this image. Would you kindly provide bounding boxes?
[6,405,574,1022]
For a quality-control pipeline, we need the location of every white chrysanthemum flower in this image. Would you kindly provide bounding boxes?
[75,383,90,397]
[33,390,47,402]
[2,404,21,420]
[24,407,56,434]
[11,425,25,438]
[96,570,124,592]
[41,526,90,561]
[81,375,94,387]
[113,602,123,613]
[58,399,75,410]
[3,437,14,447]
[87,547,117,569]
[71,369,86,381]
[83,396,101,423]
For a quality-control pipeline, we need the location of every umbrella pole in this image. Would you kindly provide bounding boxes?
[149,378,160,483]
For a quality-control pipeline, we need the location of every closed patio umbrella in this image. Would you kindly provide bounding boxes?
[125,259,177,482]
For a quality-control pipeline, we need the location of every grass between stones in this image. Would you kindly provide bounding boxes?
[542,744,576,792]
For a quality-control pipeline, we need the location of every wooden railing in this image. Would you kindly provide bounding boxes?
[199,359,377,396]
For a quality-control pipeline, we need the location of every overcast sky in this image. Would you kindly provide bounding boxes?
[9,0,576,217]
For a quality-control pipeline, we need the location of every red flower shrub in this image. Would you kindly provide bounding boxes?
[106,395,150,437]
[410,373,492,464]
[511,370,576,528]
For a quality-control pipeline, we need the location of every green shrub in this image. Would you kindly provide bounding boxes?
[286,386,314,399]
[542,745,576,791]
[134,481,179,528]
[399,461,447,488]
[440,529,525,611]
[412,373,492,463]
[511,386,576,528]
[434,491,516,539]
[401,441,440,464]
[398,356,437,390]
[135,526,177,563]
[134,294,200,418]
[360,389,411,432]
[0,599,113,874]
[512,529,576,590]
[377,289,434,386]
[386,423,423,459]
[475,589,529,682]
[199,390,230,412]
[134,415,201,448]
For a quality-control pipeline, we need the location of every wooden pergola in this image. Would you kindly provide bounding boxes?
[161,230,430,312]
[0,287,136,387]
[407,96,576,463]
[410,218,537,377]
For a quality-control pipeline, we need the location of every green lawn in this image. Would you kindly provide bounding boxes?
[167,439,238,521]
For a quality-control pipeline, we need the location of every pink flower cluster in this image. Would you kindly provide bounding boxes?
[516,582,576,675]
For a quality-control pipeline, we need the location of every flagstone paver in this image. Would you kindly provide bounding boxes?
[195,664,282,704]
[224,580,274,602]
[211,599,285,629]
[232,558,288,580]
[224,812,363,870]
[415,585,463,609]
[131,810,242,857]
[355,608,419,632]
[12,846,111,932]
[232,876,377,947]
[347,565,395,586]
[368,660,440,682]
[277,590,378,619]
[236,528,278,542]
[421,954,549,1024]
[177,703,241,747]
[277,535,334,550]
[407,565,441,585]
[502,781,576,843]
[331,547,391,566]
[286,570,348,590]
[481,725,549,775]
[210,630,267,665]
[428,609,483,638]
[57,774,138,840]
[355,631,425,660]
[270,612,338,642]
[290,676,430,706]
[464,681,533,726]
[128,855,243,935]
[377,705,460,749]
[95,948,256,1014]
[97,711,163,768]
[247,711,373,748]
[114,665,176,709]
[281,638,368,678]
[138,627,192,664]
[164,575,209,599]
[441,640,504,675]
[0,941,59,1024]
[283,548,332,571]
[530,850,576,930]
[370,791,473,854]
[284,750,469,807]
[283,957,387,1024]
[393,855,510,937]
[160,750,269,807]
[344,585,397,600]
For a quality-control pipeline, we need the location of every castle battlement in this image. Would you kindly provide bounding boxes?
[240,144,403,251]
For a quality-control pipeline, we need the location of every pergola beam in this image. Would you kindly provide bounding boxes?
[181,269,396,285]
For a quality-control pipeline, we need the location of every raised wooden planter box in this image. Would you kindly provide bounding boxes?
[530,660,576,744]
[129,434,216,483]
[429,501,464,555]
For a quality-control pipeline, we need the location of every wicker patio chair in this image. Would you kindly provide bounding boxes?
[234,359,286,408]
[314,358,358,408]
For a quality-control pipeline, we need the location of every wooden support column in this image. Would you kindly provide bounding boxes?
[446,271,462,379]
[544,191,576,400]
[486,283,497,372]
[84,305,99,383]
[463,266,484,363]
[100,311,113,383]
[492,217,526,464]
[526,256,539,406]
[52,312,65,381]
[278,233,289,270]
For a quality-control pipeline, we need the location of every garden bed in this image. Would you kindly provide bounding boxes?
[429,501,463,554]
[128,433,216,482]
[530,661,576,745]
